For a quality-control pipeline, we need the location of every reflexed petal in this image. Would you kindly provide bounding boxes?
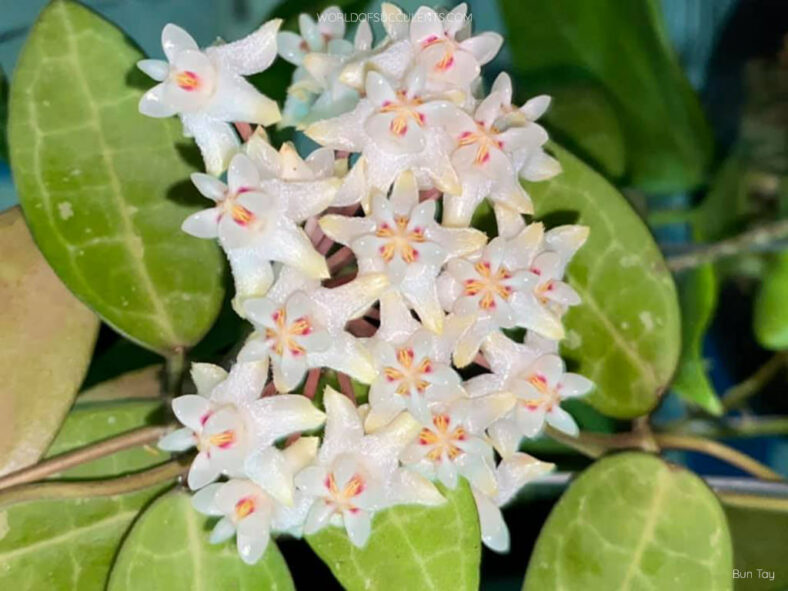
[308,335,377,384]
[459,32,503,65]
[521,95,552,121]
[138,84,177,118]
[365,112,426,154]
[249,395,326,446]
[437,457,459,489]
[519,149,562,182]
[491,72,513,105]
[343,509,372,547]
[304,499,336,534]
[192,482,223,516]
[313,274,389,330]
[464,373,505,398]
[488,417,522,458]
[365,71,397,107]
[515,404,547,438]
[295,465,329,496]
[457,453,497,497]
[510,294,565,340]
[209,359,268,406]
[472,488,509,552]
[546,281,581,306]
[188,451,221,489]
[180,113,240,176]
[211,19,281,75]
[274,352,308,392]
[158,427,195,452]
[377,290,421,343]
[322,387,364,448]
[172,395,211,431]
[277,31,307,65]
[282,436,319,473]
[319,215,376,246]
[410,6,444,44]
[191,362,228,396]
[389,171,419,213]
[237,514,271,564]
[265,225,330,279]
[354,19,373,50]
[181,208,220,239]
[496,452,554,505]
[363,412,421,462]
[209,516,237,544]
[546,406,579,437]
[319,6,345,38]
[403,274,444,334]
[228,153,261,194]
[162,24,199,62]
[459,392,516,432]
[392,469,445,506]
[245,447,294,506]
[237,335,271,363]
[190,173,227,201]
[137,59,169,81]
[560,373,594,398]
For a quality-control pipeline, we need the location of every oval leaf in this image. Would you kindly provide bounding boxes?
[0,207,98,475]
[523,452,733,590]
[501,0,712,192]
[8,0,224,354]
[108,491,295,591]
[527,145,680,418]
[754,252,788,350]
[0,401,172,589]
[307,481,480,591]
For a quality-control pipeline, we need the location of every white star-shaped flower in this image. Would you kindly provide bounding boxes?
[192,436,318,564]
[295,387,444,547]
[158,360,326,489]
[365,329,463,429]
[305,69,464,196]
[409,4,502,94]
[438,222,588,365]
[320,171,486,334]
[181,152,331,306]
[471,452,554,552]
[441,91,548,232]
[467,332,593,457]
[138,22,282,174]
[490,72,562,187]
[239,267,387,392]
[400,392,515,494]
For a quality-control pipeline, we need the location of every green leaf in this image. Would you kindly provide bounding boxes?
[107,491,295,591]
[543,82,626,180]
[78,365,163,404]
[725,505,788,590]
[0,207,98,476]
[307,480,480,591]
[8,0,224,355]
[528,144,681,418]
[523,452,733,590]
[672,264,723,415]
[501,0,712,192]
[0,401,172,589]
[754,252,788,350]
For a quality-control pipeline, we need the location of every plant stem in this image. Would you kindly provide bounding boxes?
[717,492,788,512]
[666,219,788,272]
[0,425,171,491]
[723,352,788,410]
[0,458,188,508]
[546,427,784,481]
[165,348,186,398]
[653,433,784,481]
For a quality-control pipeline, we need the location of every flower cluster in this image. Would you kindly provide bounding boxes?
[141,3,592,564]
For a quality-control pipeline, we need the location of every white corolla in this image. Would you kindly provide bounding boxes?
[158,360,326,489]
[239,268,388,392]
[400,392,515,494]
[295,388,444,547]
[365,329,463,429]
[138,22,281,174]
[191,437,318,564]
[471,452,554,552]
[467,332,593,457]
[306,69,464,197]
[320,171,486,334]
[438,222,588,365]
[181,152,331,306]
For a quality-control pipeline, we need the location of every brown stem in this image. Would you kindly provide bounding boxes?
[667,219,788,272]
[0,458,188,508]
[302,368,322,400]
[0,425,171,491]
[347,317,378,337]
[234,122,253,142]
[419,188,441,202]
[336,372,356,402]
[327,246,356,273]
[546,427,784,481]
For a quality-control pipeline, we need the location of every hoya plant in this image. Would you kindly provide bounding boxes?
[0,1,785,590]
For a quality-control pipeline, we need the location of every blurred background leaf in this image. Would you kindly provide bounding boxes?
[0,207,98,476]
